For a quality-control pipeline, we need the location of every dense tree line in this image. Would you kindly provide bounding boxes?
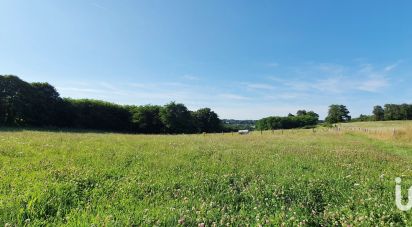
[255,110,319,130]
[373,104,412,121]
[0,75,222,133]
[328,104,412,123]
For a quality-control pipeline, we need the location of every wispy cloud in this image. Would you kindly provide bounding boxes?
[54,60,402,119]
[99,82,119,91]
[213,104,329,120]
[57,87,104,94]
[267,62,279,68]
[264,92,309,100]
[90,1,107,10]
[182,74,200,81]
[244,83,276,90]
[357,78,388,92]
[218,93,251,101]
[355,64,389,92]
[384,60,402,72]
[267,61,396,93]
[316,63,345,75]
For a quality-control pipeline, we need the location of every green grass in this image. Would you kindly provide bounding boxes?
[1,122,412,226]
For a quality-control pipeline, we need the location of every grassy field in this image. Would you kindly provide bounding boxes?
[1,121,412,226]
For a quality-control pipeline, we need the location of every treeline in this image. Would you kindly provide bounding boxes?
[256,110,319,130]
[0,75,223,133]
[375,104,412,121]
[351,104,412,122]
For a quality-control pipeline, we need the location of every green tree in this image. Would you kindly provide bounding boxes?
[129,105,164,133]
[0,75,225,134]
[296,110,307,116]
[384,104,401,120]
[255,110,319,130]
[399,103,410,120]
[29,82,62,126]
[372,105,384,121]
[0,75,34,126]
[353,114,373,122]
[325,105,351,124]
[68,99,131,131]
[160,102,195,133]
[192,108,222,133]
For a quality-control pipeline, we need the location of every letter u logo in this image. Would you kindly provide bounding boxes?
[395,177,412,211]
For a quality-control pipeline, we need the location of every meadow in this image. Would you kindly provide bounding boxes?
[1,121,412,226]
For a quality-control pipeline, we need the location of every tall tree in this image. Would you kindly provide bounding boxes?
[192,108,222,133]
[296,110,307,116]
[29,82,62,126]
[399,103,410,120]
[325,105,351,124]
[372,105,385,121]
[384,104,401,120]
[129,105,164,133]
[160,102,195,133]
[0,75,34,126]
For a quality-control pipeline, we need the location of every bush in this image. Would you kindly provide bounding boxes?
[256,110,319,130]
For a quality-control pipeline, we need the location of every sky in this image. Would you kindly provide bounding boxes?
[1,0,412,119]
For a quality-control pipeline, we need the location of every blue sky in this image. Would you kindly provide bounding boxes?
[1,0,412,119]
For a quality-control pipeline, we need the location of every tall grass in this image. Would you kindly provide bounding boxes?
[1,122,412,225]
[340,121,412,143]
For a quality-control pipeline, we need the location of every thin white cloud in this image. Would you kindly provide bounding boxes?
[126,82,189,89]
[182,74,200,81]
[266,76,285,82]
[57,87,104,94]
[218,93,251,101]
[313,77,345,93]
[264,92,308,100]
[128,83,150,88]
[267,61,397,94]
[354,64,389,92]
[213,104,328,120]
[245,83,276,90]
[90,1,107,10]
[52,60,402,119]
[357,78,388,92]
[316,63,345,75]
[267,62,279,67]
[383,60,402,72]
[99,82,119,91]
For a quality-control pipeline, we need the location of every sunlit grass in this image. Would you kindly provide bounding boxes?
[1,122,412,225]
[340,121,412,143]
